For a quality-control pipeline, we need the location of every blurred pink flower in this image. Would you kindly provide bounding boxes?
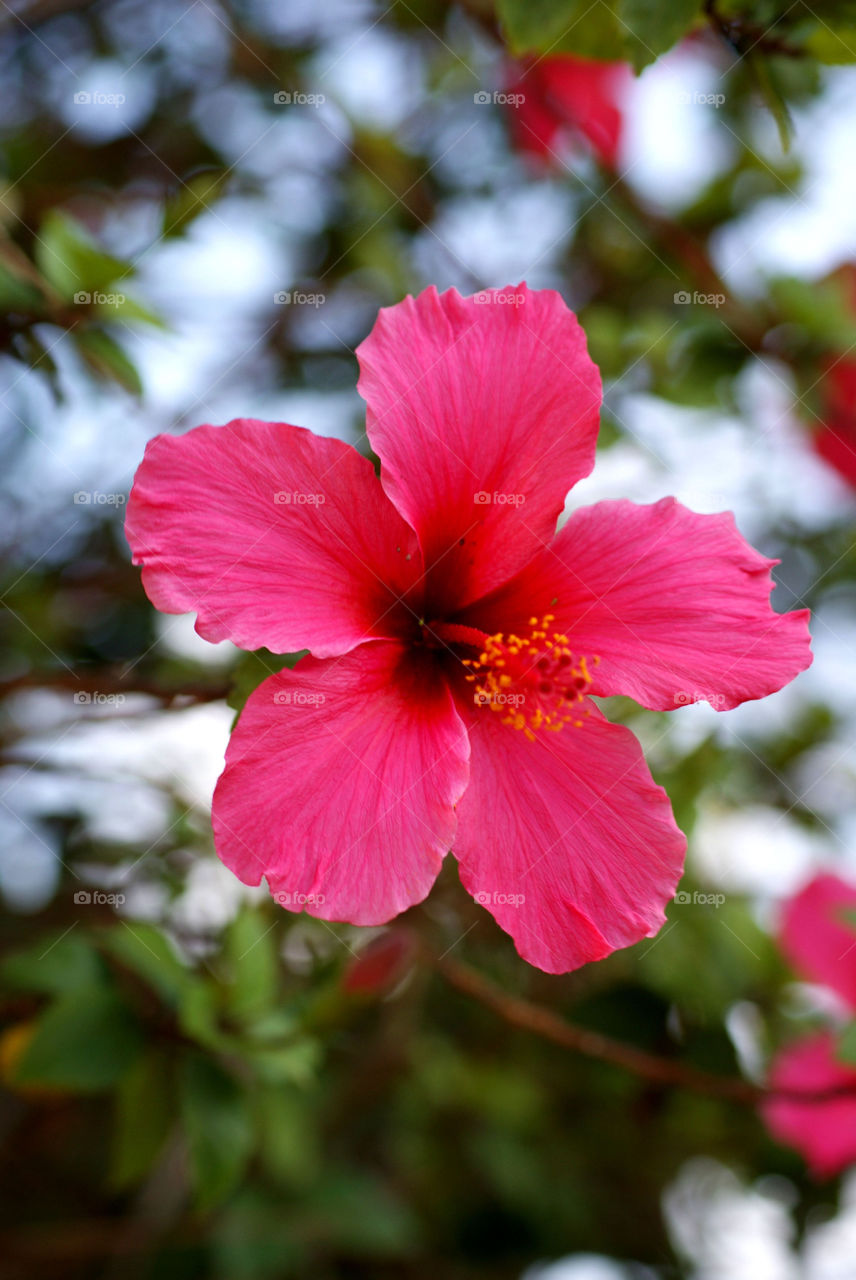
[126,283,811,973]
[506,55,631,168]
[764,1033,856,1178]
[812,264,856,487]
[817,356,856,487]
[762,874,856,1175]
[780,873,856,1006]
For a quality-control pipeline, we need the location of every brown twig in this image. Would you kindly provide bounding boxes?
[439,954,761,1101]
[438,956,856,1107]
[704,0,804,60]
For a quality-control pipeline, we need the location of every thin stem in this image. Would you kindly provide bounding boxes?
[437,956,856,1106]
[704,0,804,60]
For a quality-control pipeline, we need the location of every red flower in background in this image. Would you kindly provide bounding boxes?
[506,55,631,169]
[814,264,856,487]
[817,357,856,487]
[762,874,856,1176]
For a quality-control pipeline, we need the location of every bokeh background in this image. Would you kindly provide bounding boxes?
[2,1,856,1276]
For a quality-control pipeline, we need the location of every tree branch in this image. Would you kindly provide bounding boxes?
[704,1,804,60]
[437,956,856,1106]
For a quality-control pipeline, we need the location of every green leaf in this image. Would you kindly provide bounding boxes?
[0,256,48,314]
[768,273,856,348]
[12,986,143,1092]
[178,978,231,1050]
[805,24,856,63]
[617,0,702,71]
[110,1050,173,1189]
[0,931,103,995]
[75,329,143,395]
[35,210,130,301]
[496,0,701,65]
[180,1053,253,1211]
[102,293,166,328]
[244,1036,321,1086]
[255,1086,320,1187]
[100,922,190,1006]
[223,909,279,1023]
[747,50,793,151]
[837,1020,856,1065]
[298,1171,421,1255]
[162,172,226,238]
[497,0,623,59]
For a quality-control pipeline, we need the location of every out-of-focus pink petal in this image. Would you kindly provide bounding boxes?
[815,420,856,487]
[812,269,856,486]
[356,284,601,615]
[463,497,811,712]
[780,874,856,1008]
[763,1032,856,1178]
[126,419,422,658]
[451,701,686,974]
[212,642,469,925]
[816,357,856,486]
[507,55,630,168]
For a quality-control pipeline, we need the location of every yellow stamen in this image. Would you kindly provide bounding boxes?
[468,612,597,738]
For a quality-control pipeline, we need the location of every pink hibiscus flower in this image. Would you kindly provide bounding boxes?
[762,874,856,1176]
[126,284,811,974]
[506,55,631,169]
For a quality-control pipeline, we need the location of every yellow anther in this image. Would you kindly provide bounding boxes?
[468,611,598,740]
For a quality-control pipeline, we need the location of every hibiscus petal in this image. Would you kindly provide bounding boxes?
[464,497,811,712]
[452,702,686,974]
[356,284,601,614]
[780,874,856,1007]
[212,642,470,925]
[762,1032,856,1178]
[126,419,422,657]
